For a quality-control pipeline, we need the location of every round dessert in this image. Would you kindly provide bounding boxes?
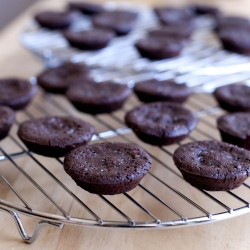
[92,10,138,36]
[34,11,76,29]
[64,28,115,50]
[66,81,132,114]
[154,7,195,26]
[68,2,104,15]
[125,102,198,145]
[215,16,250,32]
[218,28,250,55]
[134,80,192,103]
[0,106,15,140]
[213,84,250,112]
[63,142,152,195]
[189,4,220,17]
[37,62,90,93]
[0,78,37,110]
[173,140,250,191]
[217,112,250,150]
[148,24,194,39]
[135,37,185,60]
[17,116,95,158]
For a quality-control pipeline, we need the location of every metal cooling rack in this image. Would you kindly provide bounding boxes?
[1,1,250,244]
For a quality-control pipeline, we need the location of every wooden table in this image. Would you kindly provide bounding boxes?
[1,0,250,249]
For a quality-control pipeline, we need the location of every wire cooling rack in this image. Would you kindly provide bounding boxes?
[2,1,250,244]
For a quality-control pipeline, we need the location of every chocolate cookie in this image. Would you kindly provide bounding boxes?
[134,80,192,103]
[173,140,250,191]
[35,11,76,29]
[37,62,90,93]
[64,28,115,50]
[148,24,194,39]
[63,142,152,195]
[66,81,131,114]
[215,16,250,32]
[0,106,15,140]
[154,7,195,26]
[214,84,250,112]
[217,112,250,150]
[218,28,250,55]
[135,37,185,60]
[17,116,95,158]
[92,10,138,36]
[189,4,220,17]
[0,78,37,110]
[125,102,198,145]
[68,2,104,15]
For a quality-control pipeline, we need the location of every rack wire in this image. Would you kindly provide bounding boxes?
[2,2,250,244]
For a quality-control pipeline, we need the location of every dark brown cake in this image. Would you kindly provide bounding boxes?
[17,116,95,157]
[37,62,90,93]
[35,11,76,29]
[189,4,220,17]
[217,112,250,150]
[213,84,250,112]
[66,81,132,114]
[64,28,115,50]
[134,79,192,103]
[0,106,15,140]
[92,10,138,36]
[218,28,250,55]
[68,2,104,15]
[215,16,250,32]
[173,140,250,191]
[0,78,37,110]
[125,102,198,145]
[135,37,185,60]
[63,142,152,195]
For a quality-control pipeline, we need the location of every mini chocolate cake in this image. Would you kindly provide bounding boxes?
[34,11,76,29]
[68,2,104,15]
[134,79,192,103]
[173,140,250,191]
[189,4,220,17]
[125,102,198,145]
[213,84,250,112]
[64,28,115,50]
[66,81,131,114]
[37,62,90,93]
[63,142,152,195]
[148,24,194,39]
[217,112,250,150]
[215,16,250,32]
[135,37,185,60]
[154,7,195,26]
[218,28,250,55]
[0,106,15,140]
[17,116,95,157]
[0,78,37,110]
[92,10,138,36]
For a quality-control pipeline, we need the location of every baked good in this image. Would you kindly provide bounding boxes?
[0,78,37,110]
[64,28,115,50]
[63,142,152,195]
[37,62,90,93]
[125,102,198,145]
[173,140,250,191]
[189,4,220,17]
[134,79,192,103]
[135,37,185,60]
[213,84,250,112]
[34,11,76,29]
[17,116,95,157]
[0,106,15,140]
[92,10,138,36]
[66,81,131,114]
[218,28,250,55]
[68,2,104,15]
[215,16,250,32]
[217,112,250,150]
[148,24,194,39]
[154,7,195,26]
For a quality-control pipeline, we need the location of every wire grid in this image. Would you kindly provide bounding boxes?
[2,85,250,232]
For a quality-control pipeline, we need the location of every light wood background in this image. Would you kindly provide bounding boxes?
[1,0,250,249]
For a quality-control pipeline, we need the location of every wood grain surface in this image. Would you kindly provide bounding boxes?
[1,0,250,249]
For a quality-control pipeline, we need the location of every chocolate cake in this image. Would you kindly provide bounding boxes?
[0,106,15,140]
